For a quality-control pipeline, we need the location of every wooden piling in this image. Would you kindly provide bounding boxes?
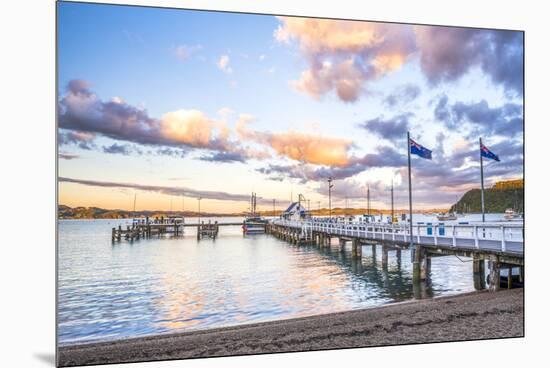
[351,239,362,258]
[382,246,388,269]
[488,261,501,291]
[473,256,486,290]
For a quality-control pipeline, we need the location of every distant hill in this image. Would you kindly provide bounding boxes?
[58,205,240,219]
[449,179,524,213]
[58,204,446,219]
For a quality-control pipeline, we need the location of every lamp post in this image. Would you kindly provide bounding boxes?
[328,177,334,219]
[197,197,202,225]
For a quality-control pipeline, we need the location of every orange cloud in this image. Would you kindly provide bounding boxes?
[159,109,216,146]
[274,17,416,102]
[268,131,352,166]
[235,114,352,166]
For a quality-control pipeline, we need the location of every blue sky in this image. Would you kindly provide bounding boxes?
[57,1,523,212]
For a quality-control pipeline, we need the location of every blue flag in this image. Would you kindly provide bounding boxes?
[409,138,432,159]
[480,142,500,162]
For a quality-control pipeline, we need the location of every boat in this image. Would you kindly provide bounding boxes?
[503,208,522,221]
[436,212,458,221]
[243,192,267,234]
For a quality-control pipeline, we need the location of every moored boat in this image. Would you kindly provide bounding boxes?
[243,192,267,234]
[436,212,458,221]
[503,208,522,221]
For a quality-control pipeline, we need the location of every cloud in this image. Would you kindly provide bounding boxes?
[102,143,141,156]
[434,94,523,137]
[236,114,353,166]
[198,151,247,163]
[59,152,79,160]
[415,26,523,94]
[174,44,202,61]
[58,130,96,150]
[275,17,416,102]
[360,113,412,140]
[217,55,232,73]
[58,80,256,160]
[58,177,285,205]
[257,145,405,183]
[275,18,523,101]
[384,84,421,107]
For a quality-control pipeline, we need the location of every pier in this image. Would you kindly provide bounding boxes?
[111,217,244,242]
[111,217,185,241]
[267,219,524,291]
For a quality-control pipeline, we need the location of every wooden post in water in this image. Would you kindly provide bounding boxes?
[351,239,362,258]
[473,256,486,290]
[488,261,501,291]
[339,238,346,252]
[382,246,388,269]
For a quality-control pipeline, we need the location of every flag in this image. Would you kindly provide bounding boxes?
[409,138,432,159]
[480,142,500,162]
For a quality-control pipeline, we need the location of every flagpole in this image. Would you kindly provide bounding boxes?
[479,137,485,223]
[407,132,414,249]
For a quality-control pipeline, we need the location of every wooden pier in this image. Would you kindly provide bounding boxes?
[112,218,244,242]
[268,219,524,291]
[112,217,184,242]
[196,221,220,240]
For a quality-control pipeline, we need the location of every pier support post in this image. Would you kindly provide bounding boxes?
[382,246,388,269]
[473,256,486,290]
[507,266,513,289]
[420,250,431,280]
[371,244,377,262]
[412,246,422,282]
[488,261,501,291]
[396,249,401,268]
[339,238,346,252]
[351,239,362,258]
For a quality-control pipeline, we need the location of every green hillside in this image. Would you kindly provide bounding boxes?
[450,180,523,213]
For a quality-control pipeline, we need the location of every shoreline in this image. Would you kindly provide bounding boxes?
[58,289,524,367]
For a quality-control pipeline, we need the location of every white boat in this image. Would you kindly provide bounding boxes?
[243,193,267,234]
[436,212,458,221]
[503,208,522,221]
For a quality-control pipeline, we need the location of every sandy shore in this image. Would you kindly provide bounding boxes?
[58,289,524,367]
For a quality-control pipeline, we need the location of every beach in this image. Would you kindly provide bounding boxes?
[58,289,523,367]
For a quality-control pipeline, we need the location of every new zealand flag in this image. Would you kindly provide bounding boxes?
[409,138,432,159]
[480,143,500,162]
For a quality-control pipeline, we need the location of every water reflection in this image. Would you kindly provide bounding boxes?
[58,219,477,345]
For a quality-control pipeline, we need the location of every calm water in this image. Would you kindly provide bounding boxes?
[58,215,501,346]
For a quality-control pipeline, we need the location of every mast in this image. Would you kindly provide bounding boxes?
[133,192,137,219]
[479,137,486,222]
[407,131,414,250]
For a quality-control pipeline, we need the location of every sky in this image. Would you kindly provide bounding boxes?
[57,1,524,213]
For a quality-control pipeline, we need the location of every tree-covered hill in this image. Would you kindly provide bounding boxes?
[450,179,523,213]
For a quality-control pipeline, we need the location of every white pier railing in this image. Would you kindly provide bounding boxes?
[271,219,524,255]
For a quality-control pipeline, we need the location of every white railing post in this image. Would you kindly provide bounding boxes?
[501,225,506,252]
[434,225,438,245]
[474,225,479,249]
[417,225,421,242]
[452,225,456,247]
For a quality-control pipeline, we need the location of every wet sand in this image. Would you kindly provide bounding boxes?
[58,289,524,367]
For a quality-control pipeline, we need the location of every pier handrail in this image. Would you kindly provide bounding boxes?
[270,219,524,252]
